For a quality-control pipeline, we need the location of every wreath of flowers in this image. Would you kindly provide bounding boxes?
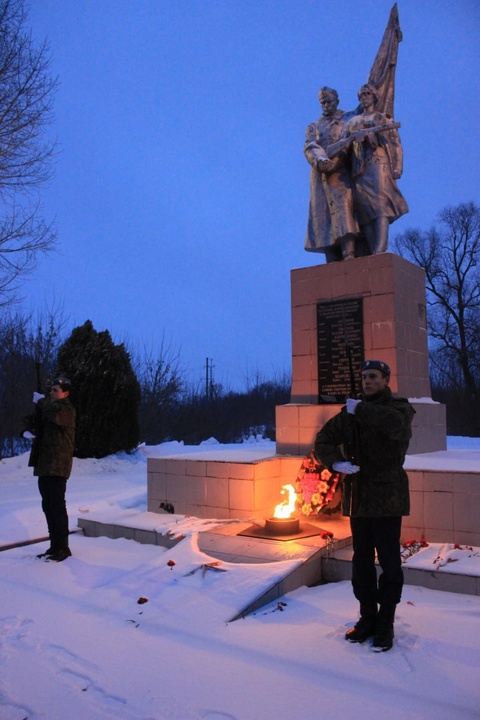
[294,452,340,517]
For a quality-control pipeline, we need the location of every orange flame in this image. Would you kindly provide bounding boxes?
[273,484,296,518]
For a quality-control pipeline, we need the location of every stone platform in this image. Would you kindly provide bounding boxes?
[78,513,351,619]
[147,447,480,547]
[78,509,479,620]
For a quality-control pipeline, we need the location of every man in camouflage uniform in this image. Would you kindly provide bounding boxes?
[24,376,76,562]
[314,360,414,651]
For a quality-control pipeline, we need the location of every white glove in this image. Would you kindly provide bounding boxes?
[346,398,361,415]
[23,431,35,440]
[33,392,45,404]
[333,461,360,475]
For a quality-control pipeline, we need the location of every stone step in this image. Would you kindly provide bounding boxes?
[321,546,480,597]
[78,514,480,622]
[78,515,352,620]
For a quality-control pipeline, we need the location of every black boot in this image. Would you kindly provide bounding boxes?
[37,537,57,558]
[49,547,72,562]
[48,537,72,563]
[373,604,396,652]
[345,601,377,643]
[37,546,56,558]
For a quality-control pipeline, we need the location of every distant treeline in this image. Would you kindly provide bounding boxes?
[0,312,290,459]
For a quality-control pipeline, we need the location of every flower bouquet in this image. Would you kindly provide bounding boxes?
[294,451,341,517]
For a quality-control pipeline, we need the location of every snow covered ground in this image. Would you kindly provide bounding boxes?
[1,437,480,720]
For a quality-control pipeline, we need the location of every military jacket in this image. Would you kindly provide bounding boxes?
[28,397,76,479]
[314,387,415,517]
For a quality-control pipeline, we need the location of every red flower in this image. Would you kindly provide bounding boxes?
[167,559,176,568]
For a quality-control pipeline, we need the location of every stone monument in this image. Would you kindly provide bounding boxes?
[304,3,407,259]
[277,3,446,456]
[147,5,468,544]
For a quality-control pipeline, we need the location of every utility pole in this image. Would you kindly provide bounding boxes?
[205,357,215,399]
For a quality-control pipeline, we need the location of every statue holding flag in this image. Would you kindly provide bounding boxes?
[304,4,408,258]
[341,82,408,254]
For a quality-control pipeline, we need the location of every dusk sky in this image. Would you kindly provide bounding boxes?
[23,0,480,391]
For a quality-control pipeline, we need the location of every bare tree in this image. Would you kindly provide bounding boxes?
[394,202,480,397]
[0,0,57,306]
[132,338,183,444]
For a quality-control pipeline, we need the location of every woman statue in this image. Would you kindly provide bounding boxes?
[341,83,408,254]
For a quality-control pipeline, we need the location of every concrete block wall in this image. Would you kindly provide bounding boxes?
[276,400,446,456]
[146,455,479,546]
[280,254,446,457]
[404,469,480,546]
[147,456,302,520]
[275,403,340,456]
[290,254,431,403]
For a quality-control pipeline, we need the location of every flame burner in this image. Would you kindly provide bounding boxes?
[238,516,328,542]
[265,516,300,536]
[237,481,327,542]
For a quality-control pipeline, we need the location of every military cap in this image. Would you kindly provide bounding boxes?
[360,360,391,377]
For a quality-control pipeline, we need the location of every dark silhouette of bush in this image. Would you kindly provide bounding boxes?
[56,320,140,458]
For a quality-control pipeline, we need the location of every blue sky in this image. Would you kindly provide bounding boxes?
[23,0,480,390]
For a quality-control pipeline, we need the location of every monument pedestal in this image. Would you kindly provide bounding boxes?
[275,253,446,456]
[146,253,454,532]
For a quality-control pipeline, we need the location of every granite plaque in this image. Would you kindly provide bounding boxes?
[317,298,364,403]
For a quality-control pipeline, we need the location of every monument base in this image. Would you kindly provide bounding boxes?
[280,254,447,456]
[146,450,480,547]
[275,399,446,456]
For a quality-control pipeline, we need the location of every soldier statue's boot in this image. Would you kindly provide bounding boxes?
[372,603,396,652]
[368,217,389,254]
[345,601,378,643]
[341,235,356,261]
